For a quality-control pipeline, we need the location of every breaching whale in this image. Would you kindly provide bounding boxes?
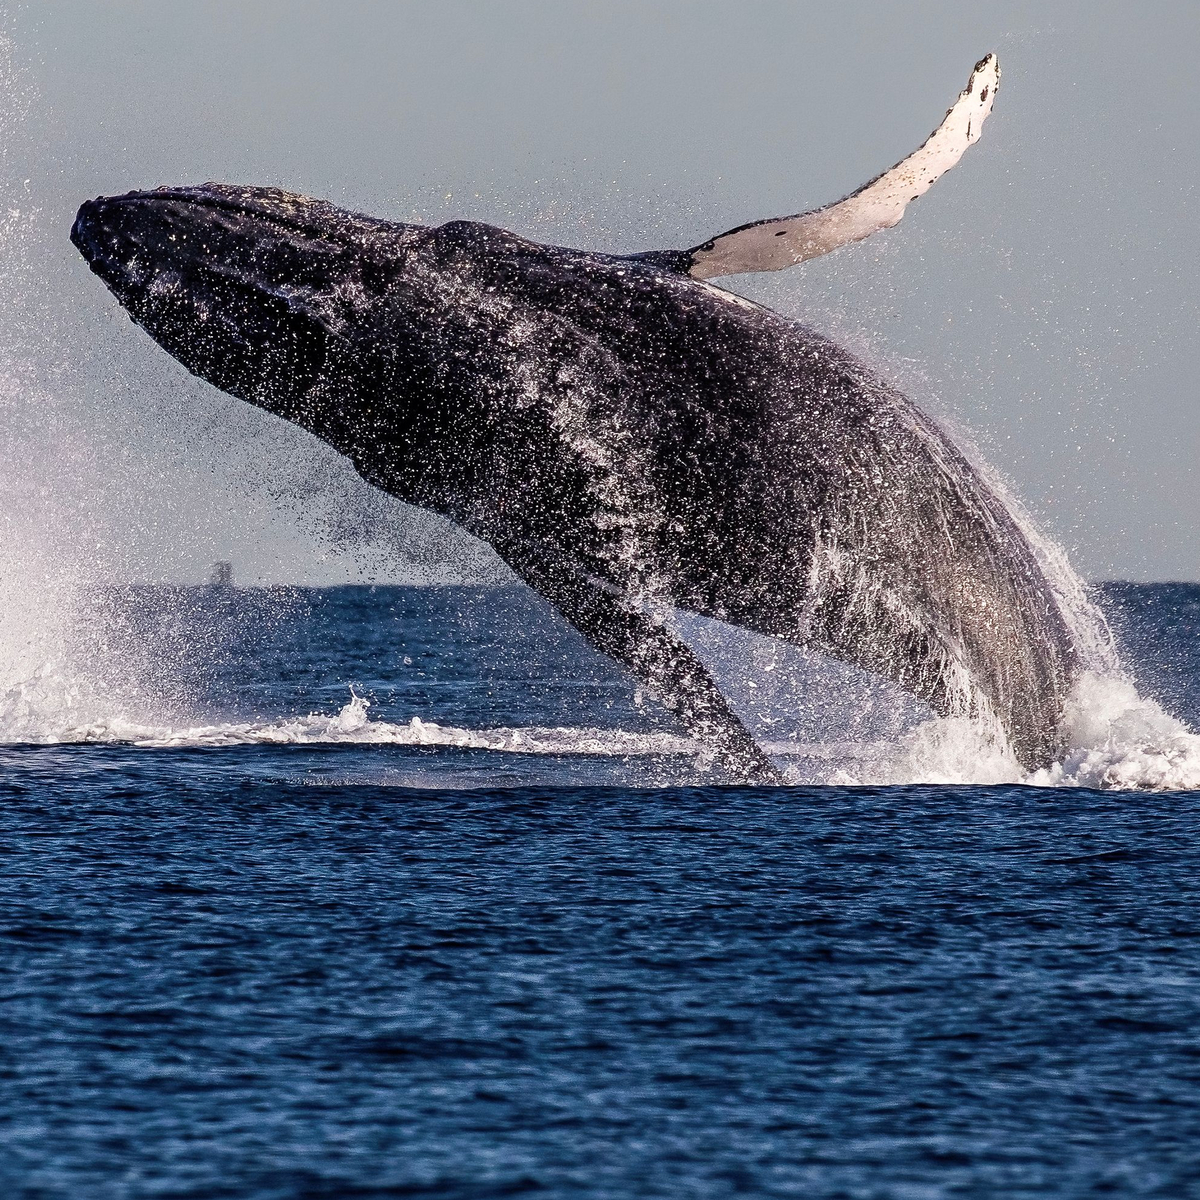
[71,54,1080,780]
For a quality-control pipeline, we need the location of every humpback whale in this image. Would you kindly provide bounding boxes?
[71,54,1079,780]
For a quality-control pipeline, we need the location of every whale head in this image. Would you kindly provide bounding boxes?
[71,184,433,432]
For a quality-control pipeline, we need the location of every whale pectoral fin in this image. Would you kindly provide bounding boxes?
[522,565,783,783]
[677,54,999,280]
[583,595,784,784]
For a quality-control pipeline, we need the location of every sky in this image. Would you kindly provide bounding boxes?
[2,0,1198,583]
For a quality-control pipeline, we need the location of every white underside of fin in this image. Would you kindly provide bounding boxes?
[689,54,1000,280]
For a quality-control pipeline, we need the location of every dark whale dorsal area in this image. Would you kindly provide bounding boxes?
[69,55,1102,778]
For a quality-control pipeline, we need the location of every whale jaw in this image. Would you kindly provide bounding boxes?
[71,185,423,423]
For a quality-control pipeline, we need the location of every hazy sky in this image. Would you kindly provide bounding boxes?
[4,0,1199,582]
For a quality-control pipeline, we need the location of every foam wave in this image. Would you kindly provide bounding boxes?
[1030,673,1200,792]
[6,675,1200,791]
[3,688,700,757]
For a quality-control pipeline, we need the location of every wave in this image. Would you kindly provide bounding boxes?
[5,674,1200,791]
[0,685,697,756]
[1031,672,1200,792]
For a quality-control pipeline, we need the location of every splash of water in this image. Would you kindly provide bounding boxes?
[1,28,1196,790]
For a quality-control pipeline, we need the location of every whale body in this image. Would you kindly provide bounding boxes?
[70,54,1080,779]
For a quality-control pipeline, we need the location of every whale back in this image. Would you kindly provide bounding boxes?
[408,233,1080,767]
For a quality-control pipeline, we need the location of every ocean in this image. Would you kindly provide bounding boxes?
[3,582,1199,1197]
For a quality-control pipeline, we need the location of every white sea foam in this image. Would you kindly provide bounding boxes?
[1030,673,1200,792]
[4,669,1200,792]
[0,685,698,757]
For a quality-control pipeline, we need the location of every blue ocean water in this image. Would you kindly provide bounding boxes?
[2,583,1199,1198]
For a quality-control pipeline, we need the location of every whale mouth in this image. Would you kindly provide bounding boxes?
[71,186,380,419]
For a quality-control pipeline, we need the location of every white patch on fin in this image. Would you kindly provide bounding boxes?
[688,54,1000,280]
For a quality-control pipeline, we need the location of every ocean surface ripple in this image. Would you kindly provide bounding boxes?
[3,769,1199,1198]
[1,584,1199,1196]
